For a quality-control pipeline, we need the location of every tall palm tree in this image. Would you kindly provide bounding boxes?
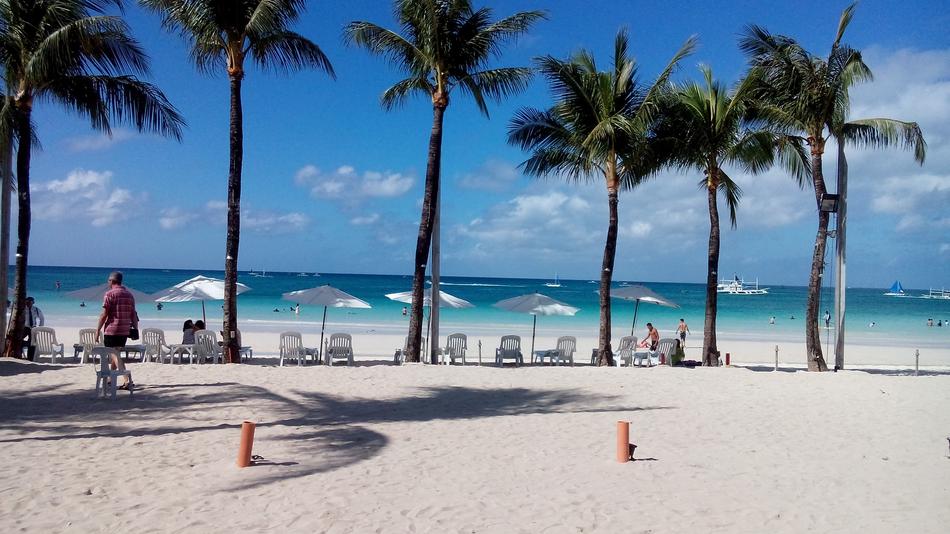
[657,66,808,366]
[0,0,184,358]
[0,95,14,355]
[740,3,926,371]
[140,0,334,363]
[345,0,545,363]
[508,29,695,366]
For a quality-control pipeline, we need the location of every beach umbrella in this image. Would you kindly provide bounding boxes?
[493,293,579,362]
[152,275,251,323]
[385,288,474,309]
[282,285,371,361]
[65,283,155,306]
[607,285,679,335]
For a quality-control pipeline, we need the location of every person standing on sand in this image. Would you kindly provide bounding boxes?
[677,318,690,347]
[95,271,138,389]
[824,310,832,329]
[23,297,44,361]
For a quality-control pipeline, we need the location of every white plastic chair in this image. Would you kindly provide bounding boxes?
[142,328,174,363]
[445,333,467,365]
[615,336,637,367]
[633,337,675,367]
[326,333,354,366]
[30,326,65,363]
[553,336,577,366]
[393,336,427,364]
[75,328,99,364]
[279,331,309,366]
[93,347,133,399]
[194,329,223,364]
[495,335,522,366]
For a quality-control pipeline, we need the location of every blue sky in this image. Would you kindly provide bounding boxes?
[21,0,950,289]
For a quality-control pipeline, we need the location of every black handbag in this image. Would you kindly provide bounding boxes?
[128,326,139,340]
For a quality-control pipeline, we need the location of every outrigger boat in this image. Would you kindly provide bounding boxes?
[717,276,768,295]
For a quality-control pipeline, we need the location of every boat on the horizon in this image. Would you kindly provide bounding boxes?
[544,273,561,288]
[921,287,950,300]
[883,280,905,296]
[717,276,768,295]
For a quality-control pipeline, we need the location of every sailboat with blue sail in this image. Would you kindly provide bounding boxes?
[883,280,905,296]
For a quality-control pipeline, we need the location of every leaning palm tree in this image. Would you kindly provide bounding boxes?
[345,0,545,363]
[0,0,184,358]
[508,29,695,366]
[657,66,808,366]
[140,0,334,363]
[740,3,926,371]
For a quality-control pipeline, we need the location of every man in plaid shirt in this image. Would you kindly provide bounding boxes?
[95,271,138,389]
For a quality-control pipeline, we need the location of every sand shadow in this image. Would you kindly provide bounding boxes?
[0,358,74,376]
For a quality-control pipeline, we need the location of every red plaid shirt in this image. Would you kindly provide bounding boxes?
[102,285,137,336]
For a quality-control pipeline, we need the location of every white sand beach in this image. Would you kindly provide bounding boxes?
[1,322,949,533]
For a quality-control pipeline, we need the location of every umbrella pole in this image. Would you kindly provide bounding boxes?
[530,315,537,365]
[202,300,207,324]
[319,306,327,363]
[630,299,640,336]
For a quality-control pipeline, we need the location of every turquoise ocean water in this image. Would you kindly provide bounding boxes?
[12,266,950,349]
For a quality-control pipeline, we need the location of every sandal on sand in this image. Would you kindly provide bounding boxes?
[118,382,133,390]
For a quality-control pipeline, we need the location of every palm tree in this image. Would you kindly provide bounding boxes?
[657,66,808,366]
[0,0,184,358]
[345,0,545,363]
[740,3,926,371]
[0,95,14,356]
[508,29,695,366]
[140,0,334,363]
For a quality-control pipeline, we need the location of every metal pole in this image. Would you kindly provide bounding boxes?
[201,300,207,324]
[430,184,441,365]
[477,339,482,366]
[630,300,640,336]
[530,315,537,365]
[774,345,779,371]
[915,349,919,376]
[834,143,848,370]
[318,305,327,364]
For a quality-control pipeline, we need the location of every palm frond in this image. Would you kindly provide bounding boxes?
[717,169,743,228]
[380,76,433,110]
[842,118,927,163]
[249,30,334,77]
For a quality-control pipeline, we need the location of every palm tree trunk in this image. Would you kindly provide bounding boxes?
[597,187,618,366]
[0,133,12,355]
[703,181,720,366]
[222,72,244,364]
[3,107,31,359]
[806,141,829,372]
[407,102,446,363]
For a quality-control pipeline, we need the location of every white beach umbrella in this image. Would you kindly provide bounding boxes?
[385,288,474,309]
[65,283,155,305]
[493,293,579,361]
[282,285,371,360]
[152,275,251,323]
[607,285,679,335]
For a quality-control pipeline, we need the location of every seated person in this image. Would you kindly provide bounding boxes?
[637,323,660,350]
[182,319,195,344]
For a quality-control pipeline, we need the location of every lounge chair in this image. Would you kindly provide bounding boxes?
[142,328,174,364]
[552,336,577,366]
[616,336,637,367]
[445,333,467,365]
[393,336,427,364]
[279,331,311,366]
[194,329,223,364]
[92,347,133,399]
[326,333,354,366]
[633,337,676,367]
[220,329,253,361]
[30,326,65,363]
[495,335,523,366]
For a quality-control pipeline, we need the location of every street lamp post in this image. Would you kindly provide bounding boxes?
[819,191,841,371]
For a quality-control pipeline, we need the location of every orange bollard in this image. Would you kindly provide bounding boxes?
[237,421,256,468]
[725,353,731,366]
[616,421,630,463]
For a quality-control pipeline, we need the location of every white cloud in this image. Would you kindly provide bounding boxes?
[158,200,308,234]
[65,129,135,152]
[350,213,380,225]
[294,165,414,199]
[244,210,309,233]
[457,159,521,191]
[158,207,197,230]
[31,169,143,227]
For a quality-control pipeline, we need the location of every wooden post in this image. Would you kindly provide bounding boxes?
[237,421,256,468]
[915,349,919,376]
[725,353,730,366]
[774,345,779,371]
[478,339,482,366]
[616,421,630,463]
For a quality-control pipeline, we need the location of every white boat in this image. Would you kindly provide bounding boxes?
[717,276,768,295]
[883,280,905,296]
[922,287,950,300]
[544,273,561,288]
